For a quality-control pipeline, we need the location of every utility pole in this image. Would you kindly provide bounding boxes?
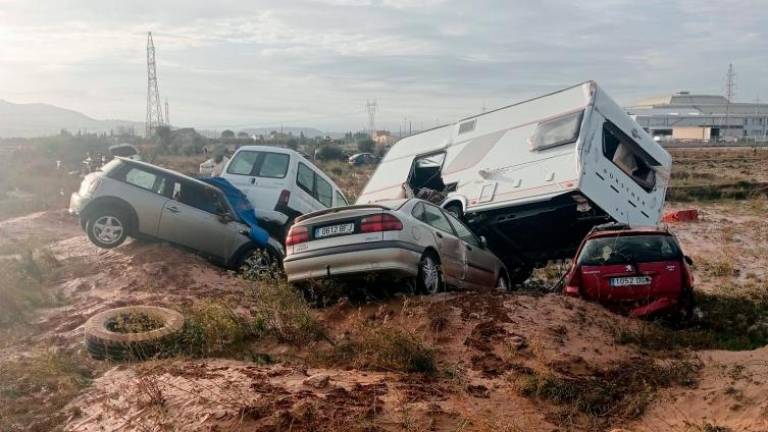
[366,100,377,137]
[724,63,736,141]
[145,32,164,138]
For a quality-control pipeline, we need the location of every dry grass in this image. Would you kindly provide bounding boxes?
[0,248,61,328]
[516,357,700,430]
[609,281,768,351]
[318,323,436,374]
[176,300,258,357]
[316,160,375,202]
[248,280,328,346]
[0,349,91,431]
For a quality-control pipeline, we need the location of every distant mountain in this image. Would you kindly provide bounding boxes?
[0,99,143,138]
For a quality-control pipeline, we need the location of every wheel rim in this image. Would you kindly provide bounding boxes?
[243,249,274,278]
[497,276,508,291]
[92,216,124,244]
[421,256,440,294]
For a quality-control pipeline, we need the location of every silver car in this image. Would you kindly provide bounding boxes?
[283,199,509,292]
[69,157,284,269]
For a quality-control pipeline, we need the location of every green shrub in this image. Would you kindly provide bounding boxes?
[178,301,260,357]
[248,281,326,345]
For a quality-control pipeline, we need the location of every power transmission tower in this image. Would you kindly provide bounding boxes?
[724,63,736,140]
[164,98,170,127]
[366,100,377,136]
[146,32,164,138]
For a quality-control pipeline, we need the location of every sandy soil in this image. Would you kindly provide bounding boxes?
[0,198,765,431]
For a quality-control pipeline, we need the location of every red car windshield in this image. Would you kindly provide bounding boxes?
[577,234,682,266]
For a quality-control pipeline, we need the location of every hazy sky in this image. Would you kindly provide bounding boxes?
[1,0,766,131]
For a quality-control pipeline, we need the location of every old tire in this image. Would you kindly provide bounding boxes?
[86,209,130,249]
[417,252,444,295]
[84,306,184,361]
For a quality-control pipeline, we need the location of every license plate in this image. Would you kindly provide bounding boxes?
[610,276,652,287]
[315,223,355,238]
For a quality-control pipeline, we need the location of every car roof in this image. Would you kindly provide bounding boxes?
[587,227,672,239]
[234,145,297,155]
[115,157,217,191]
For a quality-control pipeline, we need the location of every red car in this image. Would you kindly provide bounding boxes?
[563,223,694,319]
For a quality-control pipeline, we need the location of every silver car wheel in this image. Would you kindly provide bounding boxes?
[421,256,440,294]
[92,216,124,245]
[241,248,277,280]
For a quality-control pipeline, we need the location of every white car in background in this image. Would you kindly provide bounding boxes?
[283,198,509,293]
[220,146,349,229]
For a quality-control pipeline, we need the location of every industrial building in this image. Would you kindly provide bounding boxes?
[626,91,768,142]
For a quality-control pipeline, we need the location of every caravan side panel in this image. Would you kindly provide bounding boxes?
[449,83,591,212]
[579,86,672,226]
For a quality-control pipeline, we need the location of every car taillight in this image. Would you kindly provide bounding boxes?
[286,225,308,246]
[278,189,290,207]
[360,214,403,233]
[564,269,582,297]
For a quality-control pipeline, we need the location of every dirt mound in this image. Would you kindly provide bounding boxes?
[1,207,766,431]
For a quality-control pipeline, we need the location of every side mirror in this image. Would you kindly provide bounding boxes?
[479,236,489,249]
[684,255,693,266]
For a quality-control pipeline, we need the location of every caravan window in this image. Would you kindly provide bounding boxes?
[530,110,584,151]
[602,122,660,191]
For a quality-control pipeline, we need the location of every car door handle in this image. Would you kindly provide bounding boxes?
[250,178,256,184]
[435,232,443,239]
[167,206,179,214]
[466,244,473,251]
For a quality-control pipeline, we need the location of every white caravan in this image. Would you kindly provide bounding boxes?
[357,81,672,281]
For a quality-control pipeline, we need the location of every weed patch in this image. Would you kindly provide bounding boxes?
[248,280,327,345]
[0,349,91,431]
[177,300,259,357]
[0,250,61,328]
[319,324,436,374]
[516,357,699,429]
[611,287,768,351]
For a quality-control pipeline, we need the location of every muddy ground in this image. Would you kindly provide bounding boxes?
[1,148,767,432]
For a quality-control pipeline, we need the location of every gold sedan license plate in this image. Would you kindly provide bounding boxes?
[315,223,354,238]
